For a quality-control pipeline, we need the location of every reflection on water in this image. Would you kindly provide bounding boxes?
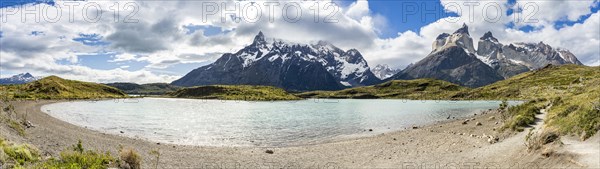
[42,98,520,147]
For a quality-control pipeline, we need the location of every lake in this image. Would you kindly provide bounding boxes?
[42,98,520,147]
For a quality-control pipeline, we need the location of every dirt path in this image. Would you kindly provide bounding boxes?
[561,132,600,168]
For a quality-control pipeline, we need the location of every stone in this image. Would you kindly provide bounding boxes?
[25,121,35,128]
[265,150,274,154]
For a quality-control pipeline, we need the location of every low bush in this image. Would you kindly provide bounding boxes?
[525,129,560,152]
[503,98,547,131]
[8,119,26,136]
[119,147,142,169]
[0,137,40,168]
[40,140,116,168]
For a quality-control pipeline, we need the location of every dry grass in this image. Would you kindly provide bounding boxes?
[526,129,561,152]
[119,147,142,169]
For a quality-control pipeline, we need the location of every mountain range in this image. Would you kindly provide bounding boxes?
[172,32,381,91]
[170,25,582,90]
[390,24,582,87]
[0,73,38,85]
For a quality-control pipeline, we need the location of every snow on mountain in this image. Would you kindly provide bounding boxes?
[172,32,381,91]
[236,34,380,87]
[0,73,38,85]
[391,24,504,88]
[502,42,582,69]
[371,64,400,80]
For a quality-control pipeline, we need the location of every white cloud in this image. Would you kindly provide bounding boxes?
[345,0,369,20]
[110,53,139,62]
[514,0,595,22]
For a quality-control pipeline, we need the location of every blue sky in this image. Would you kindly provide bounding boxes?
[1,0,599,82]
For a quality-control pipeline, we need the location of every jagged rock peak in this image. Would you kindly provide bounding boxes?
[313,40,341,52]
[252,31,267,45]
[481,31,498,42]
[436,33,450,40]
[454,23,469,35]
[21,73,34,78]
[316,40,332,46]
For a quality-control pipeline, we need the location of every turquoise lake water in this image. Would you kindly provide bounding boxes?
[42,98,520,147]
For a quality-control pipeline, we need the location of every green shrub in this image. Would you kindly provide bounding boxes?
[41,150,115,168]
[503,98,547,131]
[2,143,40,165]
[8,119,25,136]
[40,141,116,169]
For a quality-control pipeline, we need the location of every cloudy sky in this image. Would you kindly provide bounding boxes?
[1,0,598,83]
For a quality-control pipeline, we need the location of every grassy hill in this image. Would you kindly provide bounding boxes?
[105,82,181,95]
[296,79,468,100]
[167,85,301,101]
[454,64,599,100]
[0,76,127,99]
[461,64,599,139]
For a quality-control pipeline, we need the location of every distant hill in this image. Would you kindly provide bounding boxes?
[0,76,127,99]
[296,79,468,99]
[105,82,181,95]
[167,85,300,101]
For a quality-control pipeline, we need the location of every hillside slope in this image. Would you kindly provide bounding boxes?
[296,79,468,99]
[455,64,599,100]
[0,76,127,99]
[456,64,600,139]
[105,82,181,95]
[167,85,300,101]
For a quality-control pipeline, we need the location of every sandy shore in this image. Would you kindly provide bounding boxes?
[1,100,597,168]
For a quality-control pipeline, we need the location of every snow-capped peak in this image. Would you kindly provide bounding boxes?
[220,32,379,87]
[0,72,38,84]
[371,64,400,80]
[480,31,498,43]
[253,31,267,45]
[312,40,342,54]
